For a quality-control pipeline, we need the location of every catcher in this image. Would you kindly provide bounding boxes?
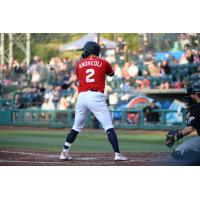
[166,84,200,164]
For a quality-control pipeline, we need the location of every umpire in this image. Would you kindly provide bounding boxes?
[166,84,200,165]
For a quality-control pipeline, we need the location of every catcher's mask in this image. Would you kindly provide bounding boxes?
[191,84,200,95]
[81,41,100,59]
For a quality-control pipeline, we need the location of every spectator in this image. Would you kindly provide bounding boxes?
[186,49,194,64]
[68,71,77,82]
[47,67,57,85]
[115,35,128,64]
[59,63,67,73]
[143,100,160,124]
[112,63,122,88]
[52,86,61,106]
[143,39,153,53]
[130,50,139,63]
[2,64,10,79]
[99,40,106,57]
[159,81,170,89]
[180,34,190,50]
[56,96,70,123]
[189,33,199,48]
[105,49,116,64]
[113,63,122,78]
[121,62,130,80]
[174,81,183,89]
[122,81,131,93]
[27,56,40,74]
[44,85,54,101]
[31,70,40,84]
[140,77,151,89]
[12,59,23,74]
[68,82,78,105]
[147,59,161,77]
[160,60,170,75]
[55,75,63,86]
[57,96,70,110]
[14,94,25,109]
[179,53,188,64]
[62,72,71,90]
[193,50,200,63]
[142,66,150,77]
[11,59,23,82]
[38,61,49,82]
[38,82,46,94]
[41,93,55,120]
[128,61,139,78]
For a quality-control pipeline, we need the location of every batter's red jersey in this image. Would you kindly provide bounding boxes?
[76,56,114,93]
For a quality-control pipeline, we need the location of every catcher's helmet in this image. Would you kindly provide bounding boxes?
[184,86,193,97]
[184,86,194,108]
[81,41,100,58]
[192,84,200,94]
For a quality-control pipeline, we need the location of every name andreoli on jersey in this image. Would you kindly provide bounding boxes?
[79,60,103,68]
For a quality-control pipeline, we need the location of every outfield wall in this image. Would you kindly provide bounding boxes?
[0,106,186,130]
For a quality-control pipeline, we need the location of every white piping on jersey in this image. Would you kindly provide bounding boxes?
[107,69,114,76]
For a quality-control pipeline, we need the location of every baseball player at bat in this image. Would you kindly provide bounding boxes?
[166,84,200,165]
[60,41,128,161]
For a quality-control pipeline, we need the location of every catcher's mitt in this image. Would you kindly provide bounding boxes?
[166,130,183,148]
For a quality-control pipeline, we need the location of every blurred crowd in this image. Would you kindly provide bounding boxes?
[104,34,200,93]
[1,33,200,111]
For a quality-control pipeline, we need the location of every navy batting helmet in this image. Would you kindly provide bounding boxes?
[81,41,100,58]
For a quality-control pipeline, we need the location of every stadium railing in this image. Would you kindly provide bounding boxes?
[0,101,186,130]
[110,108,186,130]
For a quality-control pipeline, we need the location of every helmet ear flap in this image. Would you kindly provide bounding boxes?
[81,53,85,59]
[81,50,89,59]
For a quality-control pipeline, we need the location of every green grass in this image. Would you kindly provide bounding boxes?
[0,129,179,153]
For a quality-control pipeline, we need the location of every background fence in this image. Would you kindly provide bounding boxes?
[0,96,186,130]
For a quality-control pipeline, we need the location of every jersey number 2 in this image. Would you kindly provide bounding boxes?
[86,69,95,83]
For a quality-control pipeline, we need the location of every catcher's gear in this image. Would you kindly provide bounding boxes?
[184,86,193,96]
[81,41,100,58]
[184,86,195,108]
[192,84,200,94]
[166,130,183,148]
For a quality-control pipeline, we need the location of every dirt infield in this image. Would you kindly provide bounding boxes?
[0,147,171,166]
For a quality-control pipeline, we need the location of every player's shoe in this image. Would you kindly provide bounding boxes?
[114,153,128,161]
[59,151,72,161]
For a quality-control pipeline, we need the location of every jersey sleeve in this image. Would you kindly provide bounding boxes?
[187,114,198,127]
[105,61,114,76]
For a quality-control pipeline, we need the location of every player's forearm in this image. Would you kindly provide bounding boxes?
[181,126,194,137]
